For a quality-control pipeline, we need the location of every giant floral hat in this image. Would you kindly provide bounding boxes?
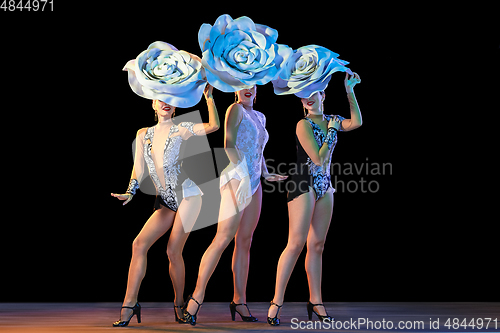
[123,41,207,108]
[272,45,353,98]
[198,14,292,92]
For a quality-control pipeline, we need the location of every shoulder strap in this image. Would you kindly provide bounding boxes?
[144,126,155,141]
[179,122,196,136]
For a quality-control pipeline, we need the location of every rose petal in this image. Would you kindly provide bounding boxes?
[225,16,256,34]
[198,23,212,51]
[210,14,233,43]
[255,24,278,45]
[204,62,251,92]
[148,41,178,52]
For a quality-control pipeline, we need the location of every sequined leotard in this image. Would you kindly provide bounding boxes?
[140,121,203,212]
[287,114,345,202]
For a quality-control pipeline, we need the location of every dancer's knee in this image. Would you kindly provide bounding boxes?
[286,238,307,256]
[132,237,148,255]
[307,239,325,255]
[235,233,253,252]
[166,244,183,262]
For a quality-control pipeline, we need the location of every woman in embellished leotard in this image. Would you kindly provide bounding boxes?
[110,85,219,326]
[183,86,287,325]
[267,73,363,325]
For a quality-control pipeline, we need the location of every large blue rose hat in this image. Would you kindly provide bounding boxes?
[198,14,293,92]
[123,41,207,108]
[272,45,353,98]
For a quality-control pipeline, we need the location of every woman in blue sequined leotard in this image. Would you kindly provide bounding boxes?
[268,73,363,324]
[184,86,287,325]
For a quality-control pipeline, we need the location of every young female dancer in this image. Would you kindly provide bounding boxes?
[267,73,362,326]
[183,86,287,325]
[110,85,219,326]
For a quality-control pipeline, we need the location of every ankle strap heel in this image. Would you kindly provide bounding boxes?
[267,301,283,326]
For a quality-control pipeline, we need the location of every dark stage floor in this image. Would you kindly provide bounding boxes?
[0,302,499,332]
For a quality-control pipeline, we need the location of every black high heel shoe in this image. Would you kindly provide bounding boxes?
[112,302,141,327]
[267,301,283,326]
[183,294,202,326]
[174,304,186,323]
[307,301,333,322]
[230,301,258,322]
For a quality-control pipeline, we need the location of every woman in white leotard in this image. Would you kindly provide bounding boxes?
[183,86,287,325]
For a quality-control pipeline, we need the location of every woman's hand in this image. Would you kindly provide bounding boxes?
[235,176,251,206]
[203,84,214,100]
[262,171,288,182]
[328,116,342,131]
[344,72,361,93]
[111,193,133,206]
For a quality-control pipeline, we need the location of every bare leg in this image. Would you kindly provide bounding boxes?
[305,188,334,316]
[121,207,176,320]
[268,188,316,319]
[186,178,243,315]
[232,183,262,316]
[166,194,201,318]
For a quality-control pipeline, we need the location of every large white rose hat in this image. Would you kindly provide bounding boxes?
[198,14,293,92]
[123,41,207,108]
[272,45,353,98]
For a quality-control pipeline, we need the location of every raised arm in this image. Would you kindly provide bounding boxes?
[340,72,362,131]
[192,84,220,136]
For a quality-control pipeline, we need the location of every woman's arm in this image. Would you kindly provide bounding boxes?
[261,155,288,182]
[130,128,147,181]
[192,84,220,136]
[340,72,362,131]
[224,103,244,165]
[111,128,147,205]
[296,118,341,167]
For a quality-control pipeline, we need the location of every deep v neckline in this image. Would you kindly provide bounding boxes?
[150,124,176,157]
[242,108,264,134]
[148,125,178,192]
[306,116,329,139]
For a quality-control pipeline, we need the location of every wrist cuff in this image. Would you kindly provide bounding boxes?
[126,179,139,195]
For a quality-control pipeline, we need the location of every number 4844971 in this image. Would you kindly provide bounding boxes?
[1,0,53,11]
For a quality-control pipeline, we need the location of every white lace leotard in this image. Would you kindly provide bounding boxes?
[219,106,269,197]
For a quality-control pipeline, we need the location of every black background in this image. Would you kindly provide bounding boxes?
[2,2,498,302]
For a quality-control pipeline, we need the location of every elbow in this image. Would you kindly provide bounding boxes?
[348,120,362,131]
[355,116,363,128]
[206,124,220,134]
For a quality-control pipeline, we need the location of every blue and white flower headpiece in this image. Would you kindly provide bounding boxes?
[123,41,207,108]
[198,14,293,92]
[272,45,353,98]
